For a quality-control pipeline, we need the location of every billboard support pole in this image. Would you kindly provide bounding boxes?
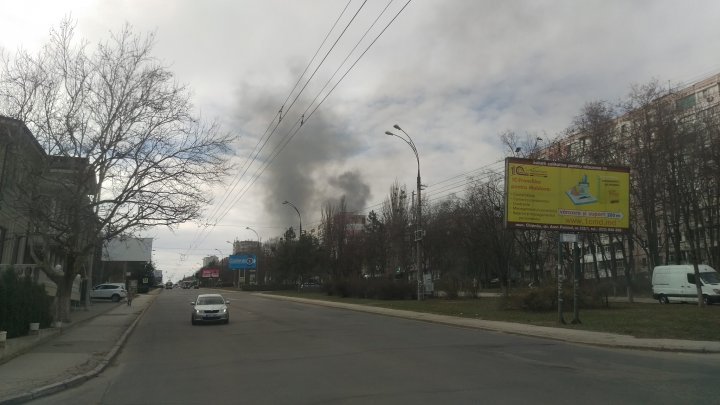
[557,233,565,324]
[571,240,581,324]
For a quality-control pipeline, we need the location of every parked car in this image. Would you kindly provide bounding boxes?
[652,264,720,304]
[90,283,127,302]
[191,294,230,325]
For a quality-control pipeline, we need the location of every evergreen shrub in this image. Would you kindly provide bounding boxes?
[0,269,53,338]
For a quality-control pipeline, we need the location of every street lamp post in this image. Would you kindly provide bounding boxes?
[385,124,423,301]
[214,248,226,288]
[282,200,303,237]
[246,227,261,285]
[226,240,239,288]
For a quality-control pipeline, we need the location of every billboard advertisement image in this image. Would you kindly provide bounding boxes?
[505,157,630,233]
[201,268,220,278]
[229,254,257,270]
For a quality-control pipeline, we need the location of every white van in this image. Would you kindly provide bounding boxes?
[651,264,720,305]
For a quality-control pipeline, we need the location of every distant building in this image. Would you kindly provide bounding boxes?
[154,270,163,285]
[538,72,720,280]
[334,212,366,238]
[97,237,153,283]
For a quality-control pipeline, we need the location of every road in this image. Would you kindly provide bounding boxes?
[30,288,720,404]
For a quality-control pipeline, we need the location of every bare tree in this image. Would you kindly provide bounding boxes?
[670,100,720,306]
[0,19,233,321]
[621,81,670,271]
[363,210,388,278]
[381,182,411,279]
[463,174,514,292]
[424,199,467,297]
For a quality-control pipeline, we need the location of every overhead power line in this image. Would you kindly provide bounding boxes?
[181,0,412,260]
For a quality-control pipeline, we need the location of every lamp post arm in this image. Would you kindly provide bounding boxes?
[385,132,419,171]
[283,200,303,236]
[396,127,418,155]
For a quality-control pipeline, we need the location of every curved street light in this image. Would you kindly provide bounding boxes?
[385,124,423,301]
[213,248,226,288]
[225,240,239,288]
[282,200,303,236]
[246,227,261,285]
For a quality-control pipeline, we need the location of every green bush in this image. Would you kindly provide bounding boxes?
[0,269,54,338]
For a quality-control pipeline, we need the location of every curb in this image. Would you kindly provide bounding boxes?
[257,293,720,354]
[0,293,160,405]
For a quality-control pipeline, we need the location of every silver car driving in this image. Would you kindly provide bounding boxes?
[190,294,230,325]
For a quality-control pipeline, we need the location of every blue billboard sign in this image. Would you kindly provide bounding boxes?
[229,254,257,270]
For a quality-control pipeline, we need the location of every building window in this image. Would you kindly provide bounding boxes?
[676,93,697,111]
[702,85,717,102]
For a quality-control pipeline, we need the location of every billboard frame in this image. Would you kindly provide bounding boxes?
[229,254,257,270]
[504,157,630,234]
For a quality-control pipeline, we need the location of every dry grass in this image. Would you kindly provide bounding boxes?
[269,291,720,341]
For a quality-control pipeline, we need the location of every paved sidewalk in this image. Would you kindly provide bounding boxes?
[0,290,159,405]
[259,294,720,353]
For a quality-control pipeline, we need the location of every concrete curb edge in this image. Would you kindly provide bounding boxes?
[0,301,121,367]
[256,293,720,354]
[0,293,160,405]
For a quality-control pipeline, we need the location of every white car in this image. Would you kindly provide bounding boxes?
[90,283,127,302]
[191,294,230,325]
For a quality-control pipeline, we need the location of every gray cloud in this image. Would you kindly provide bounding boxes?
[6,0,720,281]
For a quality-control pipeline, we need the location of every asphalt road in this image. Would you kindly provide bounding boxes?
[30,288,720,405]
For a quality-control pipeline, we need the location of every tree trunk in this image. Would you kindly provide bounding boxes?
[54,277,73,323]
[590,239,600,280]
[620,234,634,303]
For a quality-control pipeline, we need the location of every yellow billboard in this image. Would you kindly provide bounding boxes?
[505,158,630,233]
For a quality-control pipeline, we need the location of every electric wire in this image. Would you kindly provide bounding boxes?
[181,1,409,262]
[211,0,409,228]
[199,0,353,229]
[180,0,356,260]
[207,0,375,232]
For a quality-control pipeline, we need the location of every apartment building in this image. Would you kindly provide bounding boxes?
[541,72,720,280]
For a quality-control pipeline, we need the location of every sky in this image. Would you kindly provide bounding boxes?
[2,0,720,282]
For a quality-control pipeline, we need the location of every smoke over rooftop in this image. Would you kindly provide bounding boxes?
[233,82,371,232]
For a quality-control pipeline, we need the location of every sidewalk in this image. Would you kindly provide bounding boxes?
[258,294,720,354]
[0,290,159,405]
